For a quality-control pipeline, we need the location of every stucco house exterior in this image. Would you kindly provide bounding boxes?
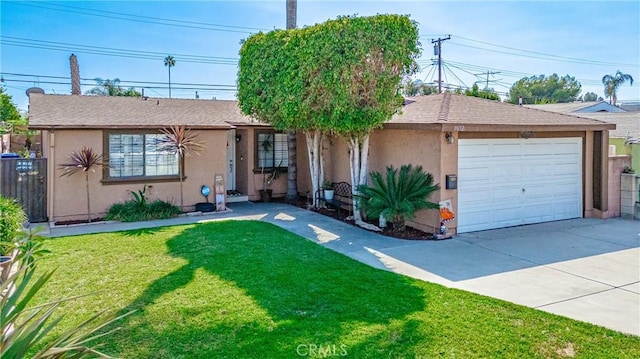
[301,94,616,233]
[29,93,615,234]
[27,93,288,223]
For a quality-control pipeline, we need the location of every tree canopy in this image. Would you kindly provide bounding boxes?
[0,87,22,135]
[581,92,600,102]
[507,74,581,104]
[239,14,420,134]
[602,70,634,105]
[85,78,141,97]
[464,84,500,101]
[238,14,420,218]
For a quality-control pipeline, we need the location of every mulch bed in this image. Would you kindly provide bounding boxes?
[54,217,106,226]
[275,196,438,241]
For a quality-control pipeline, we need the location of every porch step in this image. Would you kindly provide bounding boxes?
[226,195,249,203]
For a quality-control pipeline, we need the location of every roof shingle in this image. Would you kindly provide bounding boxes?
[28,94,255,129]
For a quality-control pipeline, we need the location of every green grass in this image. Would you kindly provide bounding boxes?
[35,221,638,358]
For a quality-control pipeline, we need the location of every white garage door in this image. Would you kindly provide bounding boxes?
[457,137,582,233]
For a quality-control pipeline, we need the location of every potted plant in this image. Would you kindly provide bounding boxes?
[323,180,334,201]
[258,136,282,202]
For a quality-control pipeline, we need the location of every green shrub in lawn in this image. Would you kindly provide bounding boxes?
[0,195,26,256]
[105,199,181,222]
[105,187,181,222]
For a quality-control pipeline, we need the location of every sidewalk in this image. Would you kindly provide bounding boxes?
[43,202,640,336]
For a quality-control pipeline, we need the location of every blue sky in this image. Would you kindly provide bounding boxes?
[1,0,639,111]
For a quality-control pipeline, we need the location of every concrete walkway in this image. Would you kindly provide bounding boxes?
[44,202,640,336]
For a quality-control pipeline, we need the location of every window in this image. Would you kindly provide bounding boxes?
[256,131,288,169]
[106,132,179,180]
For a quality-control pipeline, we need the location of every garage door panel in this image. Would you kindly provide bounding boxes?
[458,137,582,233]
[458,166,490,181]
[524,143,554,155]
[459,144,491,157]
[492,143,522,155]
[493,186,524,201]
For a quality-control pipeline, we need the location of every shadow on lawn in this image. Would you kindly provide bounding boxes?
[113,220,429,358]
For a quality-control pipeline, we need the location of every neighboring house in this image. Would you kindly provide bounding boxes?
[28,94,289,223]
[29,93,617,235]
[302,94,616,233]
[526,100,640,169]
[527,101,628,114]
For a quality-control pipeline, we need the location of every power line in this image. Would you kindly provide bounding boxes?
[0,72,237,88]
[5,1,266,35]
[452,35,638,68]
[1,36,239,65]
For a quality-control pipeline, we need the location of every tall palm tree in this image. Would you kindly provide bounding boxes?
[59,147,104,222]
[285,0,298,202]
[164,55,176,98]
[602,70,634,105]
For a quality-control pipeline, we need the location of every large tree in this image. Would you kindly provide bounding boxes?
[508,74,581,104]
[0,87,22,136]
[465,84,500,101]
[85,78,141,97]
[602,70,634,105]
[238,15,420,224]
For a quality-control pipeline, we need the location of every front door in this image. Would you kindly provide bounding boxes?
[226,129,236,191]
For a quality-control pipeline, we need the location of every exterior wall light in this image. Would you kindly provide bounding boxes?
[445,132,454,144]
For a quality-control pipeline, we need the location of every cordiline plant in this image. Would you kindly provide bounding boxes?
[157,125,204,211]
[358,164,440,231]
[58,147,104,223]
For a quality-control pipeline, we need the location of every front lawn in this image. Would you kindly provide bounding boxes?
[35,221,638,358]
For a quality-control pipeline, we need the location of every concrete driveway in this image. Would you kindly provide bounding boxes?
[364,218,639,336]
[46,202,640,336]
[243,204,640,336]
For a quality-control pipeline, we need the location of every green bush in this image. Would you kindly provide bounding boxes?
[358,165,440,231]
[105,199,181,222]
[0,196,26,256]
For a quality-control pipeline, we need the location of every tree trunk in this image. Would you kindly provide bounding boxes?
[305,130,323,207]
[168,67,172,99]
[85,172,92,223]
[286,0,297,29]
[286,131,298,202]
[348,133,370,224]
[179,154,184,211]
[285,0,298,202]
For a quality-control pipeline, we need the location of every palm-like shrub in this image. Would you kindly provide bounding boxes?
[1,243,133,358]
[358,165,440,231]
[59,147,104,222]
[157,125,204,210]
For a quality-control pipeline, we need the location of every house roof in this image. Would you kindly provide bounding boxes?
[575,112,640,138]
[28,94,258,130]
[29,93,617,133]
[525,101,626,113]
[387,93,616,132]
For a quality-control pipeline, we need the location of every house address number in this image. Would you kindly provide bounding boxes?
[453,126,465,131]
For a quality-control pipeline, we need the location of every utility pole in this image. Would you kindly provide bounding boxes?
[482,70,500,89]
[431,35,450,93]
